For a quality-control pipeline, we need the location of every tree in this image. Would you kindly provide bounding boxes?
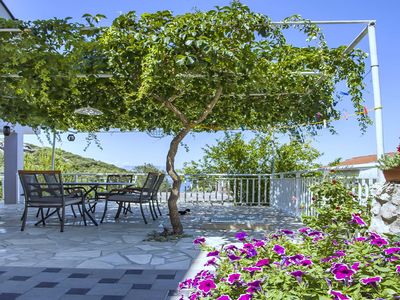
[0,3,368,234]
[183,132,321,174]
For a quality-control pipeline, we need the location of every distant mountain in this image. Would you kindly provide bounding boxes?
[0,143,128,174]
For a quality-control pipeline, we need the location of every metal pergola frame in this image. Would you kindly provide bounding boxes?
[0,19,386,204]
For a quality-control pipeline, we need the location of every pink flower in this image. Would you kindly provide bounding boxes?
[216,296,231,300]
[396,265,400,273]
[255,258,270,267]
[331,264,355,281]
[227,273,241,284]
[198,279,216,293]
[330,290,352,300]
[193,237,206,245]
[273,244,285,255]
[383,247,400,255]
[238,294,252,300]
[235,232,247,241]
[298,227,310,233]
[351,214,366,226]
[360,276,382,285]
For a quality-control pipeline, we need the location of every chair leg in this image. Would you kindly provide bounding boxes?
[71,205,77,218]
[21,206,28,231]
[115,202,123,219]
[100,200,108,223]
[152,199,158,218]
[81,202,87,226]
[40,208,46,226]
[35,208,40,218]
[139,202,148,224]
[156,199,162,216]
[82,202,98,226]
[56,209,62,222]
[148,201,156,221]
[77,204,83,216]
[60,207,65,232]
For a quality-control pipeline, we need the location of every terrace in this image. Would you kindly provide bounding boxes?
[0,1,393,300]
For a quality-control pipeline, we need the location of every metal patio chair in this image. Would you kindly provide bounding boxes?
[100,172,159,224]
[151,173,165,218]
[92,174,133,212]
[18,170,96,232]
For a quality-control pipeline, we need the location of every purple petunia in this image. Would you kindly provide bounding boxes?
[331,264,355,281]
[298,227,311,233]
[299,259,313,266]
[335,250,346,257]
[281,229,294,235]
[355,237,366,242]
[383,247,400,255]
[351,214,366,226]
[330,290,352,300]
[246,280,262,293]
[273,244,285,255]
[242,266,262,273]
[396,265,400,274]
[205,257,218,267]
[255,258,270,267]
[225,245,238,251]
[193,237,206,245]
[370,237,389,247]
[290,270,305,277]
[238,294,252,300]
[253,240,266,248]
[216,296,231,300]
[351,262,360,271]
[360,276,382,285]
[227,253,241,261]
[198,279,216,293]
[207,250,220,257]
[235,232,248,241]
[227,273,241,284]
[289,254,305,262]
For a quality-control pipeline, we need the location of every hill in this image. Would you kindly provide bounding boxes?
[0,143,128,174]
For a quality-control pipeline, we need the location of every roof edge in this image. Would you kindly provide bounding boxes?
[0,0,15,20]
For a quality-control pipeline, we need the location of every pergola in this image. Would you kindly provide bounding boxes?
[0,18,385,205]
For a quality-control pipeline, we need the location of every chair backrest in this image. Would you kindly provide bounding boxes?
[151,174,165,200]
[19,170,63,201]
[140,172,159,200]
[106,174,133,191]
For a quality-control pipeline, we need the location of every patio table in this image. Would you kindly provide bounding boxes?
[63,182,133,198]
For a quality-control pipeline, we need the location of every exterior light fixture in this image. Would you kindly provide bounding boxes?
[67,134,76,141]
[2,125,11,136]
[74,106,103,116]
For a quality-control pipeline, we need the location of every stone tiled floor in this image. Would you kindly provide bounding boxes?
[0,202,302,299]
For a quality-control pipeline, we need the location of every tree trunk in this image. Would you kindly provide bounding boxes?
[166,126,191,234]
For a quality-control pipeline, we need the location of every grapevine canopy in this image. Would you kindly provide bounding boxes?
[0,3,369,136]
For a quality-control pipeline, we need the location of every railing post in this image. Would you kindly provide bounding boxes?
[257,174,261,206]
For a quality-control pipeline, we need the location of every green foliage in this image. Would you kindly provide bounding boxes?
[378,148,400,170]
[303,179,371,240]
[0,3,369,135]
[183,133,321,174]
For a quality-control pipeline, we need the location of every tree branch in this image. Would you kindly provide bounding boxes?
[153,94,189,126]
[194,85,223,124]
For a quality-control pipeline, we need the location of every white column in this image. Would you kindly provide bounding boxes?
[4,131,24,204]
[368,22,385,182]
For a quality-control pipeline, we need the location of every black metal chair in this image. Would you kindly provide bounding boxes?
[93,174,133,212]
[151,173,165,218]
[18,170,97,232]
[100,172,159,224]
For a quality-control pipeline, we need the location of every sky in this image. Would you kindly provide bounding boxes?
[4,0,399,169]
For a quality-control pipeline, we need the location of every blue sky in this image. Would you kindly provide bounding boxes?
[5,0,399,169]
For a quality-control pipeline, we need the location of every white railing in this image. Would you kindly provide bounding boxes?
[1,169,378,219]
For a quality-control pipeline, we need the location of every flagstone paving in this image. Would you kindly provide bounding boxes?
[0,202,302,299]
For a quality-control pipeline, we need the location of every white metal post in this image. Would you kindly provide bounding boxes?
[51,132,56,170]
[368,22,385,181]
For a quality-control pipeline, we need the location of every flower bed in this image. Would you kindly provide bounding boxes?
[178,180,400,299]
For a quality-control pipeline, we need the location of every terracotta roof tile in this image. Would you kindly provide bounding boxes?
[338,152,394,166]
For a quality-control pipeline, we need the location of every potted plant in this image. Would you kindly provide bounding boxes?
[377,144,400,182]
